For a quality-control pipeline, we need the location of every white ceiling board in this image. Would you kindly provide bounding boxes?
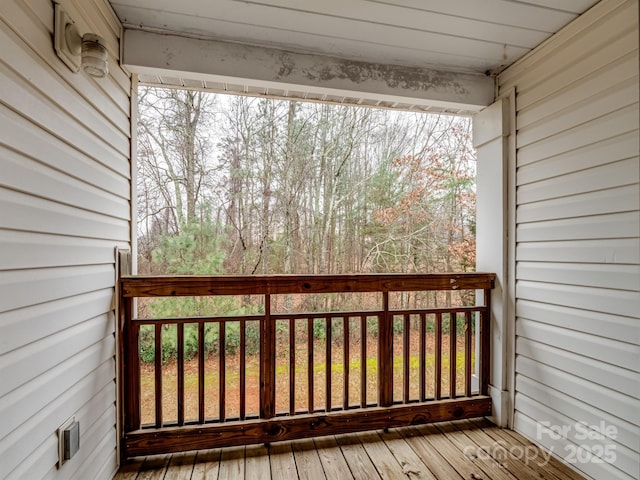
[365,0,581,30]
[509,0,602,13]
[110,0,600,110]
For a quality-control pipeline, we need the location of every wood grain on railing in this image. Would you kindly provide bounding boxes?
[119,273,495,459]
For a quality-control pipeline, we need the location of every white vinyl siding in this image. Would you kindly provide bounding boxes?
[0,0,131,479]
[497,1,639,479]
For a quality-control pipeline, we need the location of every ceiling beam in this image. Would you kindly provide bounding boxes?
[122,29,494,112]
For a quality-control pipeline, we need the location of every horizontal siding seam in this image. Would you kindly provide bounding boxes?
[516,154,639,187]
[515,100,640,151]
[516,104,639,168]
[515,337,640,377]
[516,179,640,207]
[1,142,131,200]
[0,183,131,222]
[515,77,639,147]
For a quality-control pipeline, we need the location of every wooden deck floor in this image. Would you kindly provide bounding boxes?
[115,418,586,480]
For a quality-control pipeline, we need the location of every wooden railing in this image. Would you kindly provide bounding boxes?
[118,272,495,458]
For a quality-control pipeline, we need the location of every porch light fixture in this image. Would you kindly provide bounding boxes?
[54,4,109,78]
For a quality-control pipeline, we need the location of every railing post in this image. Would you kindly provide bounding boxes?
[118,250,141,444]
[378,291,393,407]
[260,294,275,418]
[122,295,141,433]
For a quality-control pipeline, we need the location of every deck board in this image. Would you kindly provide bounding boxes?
[269,443,298,480]
[334,432,379,480]
[114,419,587,480]
[379,429,436,480]
[357,431,415,480]
[436,422,517,480]
[398,426,464,479]
[135,454,171,480]
[245,444,271,480]
[292,439,326,480]
[164,452,197,480]
[313,435,353,479]
[191,449,220,480]
[217,446,244,480]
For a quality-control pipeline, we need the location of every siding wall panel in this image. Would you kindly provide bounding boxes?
[497,1,639,478]
[516,300,640,344]
[1,108,130,198]
[517,262,640,291]
[0,340,115,455]
[517,159,638,204]
[516,103,638,167]
[516,211,639,242]
[517,281,638,318]
[2,147,130,218]
[516,238,639,265]
[1,189,130,241]
[517,130,638,186]
[513,395,639,480]
[0,289,113,356]
[517,49,638,128]
[517,184,638,223]
[515,357,638,425]
[516,375,638,451]
[0,232,119,271]
[516,79,638,149]
[0,0,130,479]
[1,360,115,480]
[0,67,129,175]
[514,24,636,110]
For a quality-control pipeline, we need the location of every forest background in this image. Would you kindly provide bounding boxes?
[136,87,477,285]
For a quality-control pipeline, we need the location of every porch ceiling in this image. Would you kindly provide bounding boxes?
[109,0,599,113]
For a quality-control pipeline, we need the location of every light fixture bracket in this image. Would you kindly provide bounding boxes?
[54,4,81,73]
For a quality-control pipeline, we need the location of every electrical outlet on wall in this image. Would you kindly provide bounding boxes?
[57,416,79,468]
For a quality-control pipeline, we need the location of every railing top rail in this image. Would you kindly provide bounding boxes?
[120,272,496,298]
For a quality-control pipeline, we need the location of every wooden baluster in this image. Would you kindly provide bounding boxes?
[198,322,205,423]
[154,323,163,428]
[343,317,349,410]
[419,313,426,402]
[360,315,367,408]
[325,316,332,412]
[177,323,184,426]
[260,295,275,419]
[307,317,314,413]
[449,313,457,399]
[434,312,442,400]
[289,318,296,416]
[403,313,410,404]
[219,321,226,422]
[379,292,393,407]
[480,289,491,396]
[465,311,472,397]
[240,320,246,420]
